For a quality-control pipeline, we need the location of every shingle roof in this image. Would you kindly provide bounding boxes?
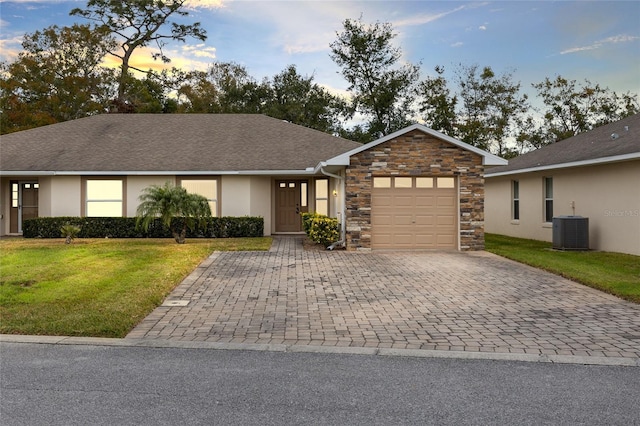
[0,114,362,173]
[486,114,640,176]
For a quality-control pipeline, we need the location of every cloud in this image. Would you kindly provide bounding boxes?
[265,3,470,57]
[228,1,354,55]
[183,43,217,59]
[0,36,23,62]
[184,0,226,10]
[560,34,639,55]
[0,0,225,8]
[392,6,466,28]
[101,45,212,74]
[450,41,463,48]
[478,25,487,31]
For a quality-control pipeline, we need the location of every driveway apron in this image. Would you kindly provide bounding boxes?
[128,237,640,360]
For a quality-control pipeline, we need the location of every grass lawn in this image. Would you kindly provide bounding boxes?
[0,237,272,337]
[485,233,640,303]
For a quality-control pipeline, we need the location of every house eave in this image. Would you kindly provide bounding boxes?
[0,171,57,177]
[1,169,321,177]
[485,152,640,178]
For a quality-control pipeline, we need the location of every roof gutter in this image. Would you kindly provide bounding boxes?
[1,169,320,177]
[0,171,56,177]
[485,152,640,177]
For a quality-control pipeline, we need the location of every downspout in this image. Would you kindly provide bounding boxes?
[320,166,346,250]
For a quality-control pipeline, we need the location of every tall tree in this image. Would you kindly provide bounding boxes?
[528,76,639,144]
[0,24,116,134]
[208,62,270,113]
[454,64,529,157]
[177,62,270,114]
[175,70,219,113]
[265,65,347,134]
[71,0,206,111]
[330,18,420,140]
[417,65,458,136]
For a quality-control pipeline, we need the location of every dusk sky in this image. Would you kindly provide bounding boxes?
[1,0,639,107]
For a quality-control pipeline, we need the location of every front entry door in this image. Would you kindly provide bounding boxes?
[275,180,308,232]
[10,181,39,233]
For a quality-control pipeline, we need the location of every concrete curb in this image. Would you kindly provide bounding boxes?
[2,334,638,367]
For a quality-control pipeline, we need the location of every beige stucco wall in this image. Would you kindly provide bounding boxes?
[249,176,272,236]
[220,175,271,236]
[50,176,82,217]
[485,160,640,255]
[37,177,52,217]
[221,176,251,216]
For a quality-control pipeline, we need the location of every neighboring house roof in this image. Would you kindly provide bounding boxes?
[323,123,508,167]
[0,114,362,175]
[486,113,640,177]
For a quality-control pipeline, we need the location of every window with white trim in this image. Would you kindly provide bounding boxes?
[512,180,520,220]
[544,177,553,222]
[86,179,124,217]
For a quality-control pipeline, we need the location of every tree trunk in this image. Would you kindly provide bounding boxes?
[114,48,135,113]
[172,225,187,244]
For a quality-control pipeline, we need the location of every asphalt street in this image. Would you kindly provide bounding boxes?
[1,342,639,425]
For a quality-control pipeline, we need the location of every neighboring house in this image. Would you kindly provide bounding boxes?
[485,113,640,256]
[0,114,505,250]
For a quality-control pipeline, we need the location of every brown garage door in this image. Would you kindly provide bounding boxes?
[371,176,457,249]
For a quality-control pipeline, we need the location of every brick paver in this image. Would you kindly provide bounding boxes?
[128,237,640,359]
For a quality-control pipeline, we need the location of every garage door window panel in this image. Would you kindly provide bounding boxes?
[437,177,455,188]
[373,177,392,188]
[416,177,434,188]
[394,177,412,188]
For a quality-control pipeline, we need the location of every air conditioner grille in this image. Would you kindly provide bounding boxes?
[552,216,589,250]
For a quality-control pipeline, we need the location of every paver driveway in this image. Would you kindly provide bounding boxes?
[128,237,640,360]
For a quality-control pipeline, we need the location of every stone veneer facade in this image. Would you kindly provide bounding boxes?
[345,129,485,251]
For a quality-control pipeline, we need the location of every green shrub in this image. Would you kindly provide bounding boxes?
[301,212,340,247]
[301,212,316,234]
[22,217,264,239]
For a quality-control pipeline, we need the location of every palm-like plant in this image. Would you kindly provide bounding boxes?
[136,182,211,244]
[60,223,81,244]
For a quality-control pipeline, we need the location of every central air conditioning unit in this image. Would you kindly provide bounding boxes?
[552,216,589,250]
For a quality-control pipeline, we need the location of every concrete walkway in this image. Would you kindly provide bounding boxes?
[127,237,640,362]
